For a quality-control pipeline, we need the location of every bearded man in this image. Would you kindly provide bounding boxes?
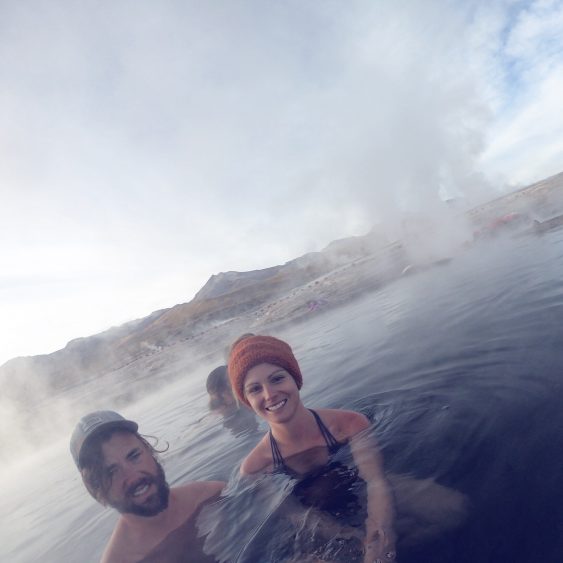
[70,410,223,563]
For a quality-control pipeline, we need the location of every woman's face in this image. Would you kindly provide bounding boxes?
[243,362,300,422]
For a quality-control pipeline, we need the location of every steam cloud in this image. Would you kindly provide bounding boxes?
[1,0,562,362]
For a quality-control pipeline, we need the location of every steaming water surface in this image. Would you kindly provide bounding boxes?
[3,231,563,562]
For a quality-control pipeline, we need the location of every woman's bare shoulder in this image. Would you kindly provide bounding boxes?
[315,408,370,439]
[240,434,272,476]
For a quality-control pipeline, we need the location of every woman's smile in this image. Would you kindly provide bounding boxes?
[265,398,287,412]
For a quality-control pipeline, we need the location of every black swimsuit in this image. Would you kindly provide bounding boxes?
[269,409,341,470]
[268,410,366,527]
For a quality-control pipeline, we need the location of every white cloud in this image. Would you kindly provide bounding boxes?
[477,0,563,184]
[1,0,562,364]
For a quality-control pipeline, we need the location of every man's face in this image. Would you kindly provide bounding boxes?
[100,431,170,517]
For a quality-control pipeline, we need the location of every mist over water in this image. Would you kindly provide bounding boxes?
[3,229,563,562]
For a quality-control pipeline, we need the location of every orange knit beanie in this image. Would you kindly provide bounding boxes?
[228,335,303,405]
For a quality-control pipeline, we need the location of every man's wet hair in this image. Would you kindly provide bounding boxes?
[206,366,230,395]
[79,427,167,505]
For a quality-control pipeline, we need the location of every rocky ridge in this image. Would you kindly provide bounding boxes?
[2,170,563,459]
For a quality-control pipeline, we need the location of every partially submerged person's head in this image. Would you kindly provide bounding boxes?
[227,335,303,413]
[70,410,170,517]
[206,366,237,413]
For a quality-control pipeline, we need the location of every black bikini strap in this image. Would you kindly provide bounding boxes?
[269,410,340,469]
[309,409,339,450]
[269,430,285,469]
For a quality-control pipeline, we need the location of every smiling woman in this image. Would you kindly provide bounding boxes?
[228,334,397,563]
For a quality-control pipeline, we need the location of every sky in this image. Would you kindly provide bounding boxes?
[1,0,563,366]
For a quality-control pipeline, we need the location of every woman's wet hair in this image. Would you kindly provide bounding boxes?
[80,428,168,505]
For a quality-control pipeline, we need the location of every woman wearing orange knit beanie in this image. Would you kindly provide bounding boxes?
[227,333,397,563]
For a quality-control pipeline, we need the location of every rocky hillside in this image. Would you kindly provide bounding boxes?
[0,231,391,406]
[2,170,562,411]
[2,171,563,462]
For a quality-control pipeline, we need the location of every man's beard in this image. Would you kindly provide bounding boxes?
[109,461,170,517]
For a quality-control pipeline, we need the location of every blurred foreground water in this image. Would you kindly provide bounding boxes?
[2,230,563,562]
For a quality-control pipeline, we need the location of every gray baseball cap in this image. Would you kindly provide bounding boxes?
[70,410,138,469]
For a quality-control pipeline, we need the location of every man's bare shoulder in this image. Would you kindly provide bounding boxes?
[99,519,137,563]
[99,482,225,563]
[240,434,271,476]
[174,480,224,508]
